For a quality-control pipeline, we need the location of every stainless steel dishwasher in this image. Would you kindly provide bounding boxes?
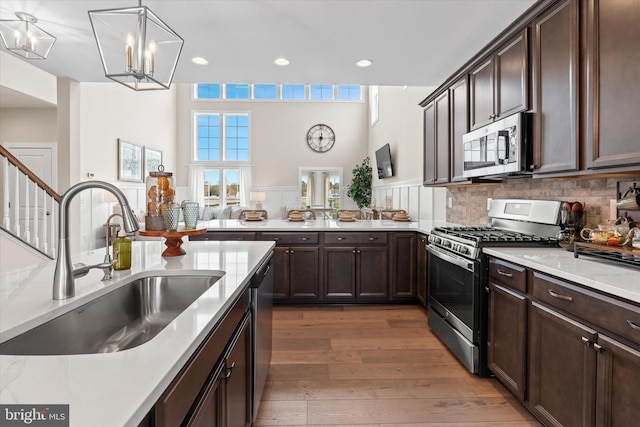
[250,253,273,422]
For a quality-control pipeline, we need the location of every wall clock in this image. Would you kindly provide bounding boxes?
[306,124,335,152]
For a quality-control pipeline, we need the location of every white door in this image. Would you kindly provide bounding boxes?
[2,143,57,242]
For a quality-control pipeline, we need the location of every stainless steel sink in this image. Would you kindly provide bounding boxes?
[0,274,223,355]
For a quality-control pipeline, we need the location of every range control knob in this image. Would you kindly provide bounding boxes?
[459,246,469,255]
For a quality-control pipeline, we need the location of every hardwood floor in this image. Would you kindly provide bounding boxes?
[255,305,540,427]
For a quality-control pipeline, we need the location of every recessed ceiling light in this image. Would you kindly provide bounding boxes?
[274,57,290,66]
[356,59,373,68]
[192,57,208,65]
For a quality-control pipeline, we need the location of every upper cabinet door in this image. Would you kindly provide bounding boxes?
[450,76,469,183]
[423,102,436,185]
[434,91,450,185]
[495,30,529,119]
[584,0,640,169]
[470,29,529,130]
[531,0,580,174]
[470,57,495,130]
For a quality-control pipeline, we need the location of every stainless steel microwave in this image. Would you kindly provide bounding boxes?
[462,112,533,179]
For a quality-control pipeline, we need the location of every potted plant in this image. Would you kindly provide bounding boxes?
[347,157,372,209]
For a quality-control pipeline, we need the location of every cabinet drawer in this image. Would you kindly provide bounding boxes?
[488,257,527,293]
[260,232,319,245]
[155,289,250,427]
[324,232,387,245]
[531,271,640,346]
[190,232,256,241]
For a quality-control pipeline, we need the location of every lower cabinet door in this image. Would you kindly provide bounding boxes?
[324,247,356,298]
[357,246,388,299]
[596,334,640,426]
[289,246,320,299]
[528,301,597,427]
[185,365,224,427]
[487,282,527,401]
[224,314,251,427]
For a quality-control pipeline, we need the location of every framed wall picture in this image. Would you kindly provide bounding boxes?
[118,139,143,182]
[144,147,163,177]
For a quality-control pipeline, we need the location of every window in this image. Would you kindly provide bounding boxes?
[196,114,221,161]
[203,169,241,207]
[253,84,277,99]
[281,84,305,100]
[225,84,250,99]
[224,114,249,161]
[196,83,221,99]
[310,84,334,100]
[338,85,362,100]
[195,112,249,161]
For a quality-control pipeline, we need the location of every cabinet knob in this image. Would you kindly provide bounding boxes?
[581,336,591,347]
[593,343,604,353]
[352,250,357,253]
[300,237,308,241]
[289,250,295,254]
[368,237,377,241]
[337,237,345,241]
[224,361,236,379]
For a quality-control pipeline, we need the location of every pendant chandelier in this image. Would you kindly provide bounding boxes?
[0,12,56,59]
[88,1,183,91]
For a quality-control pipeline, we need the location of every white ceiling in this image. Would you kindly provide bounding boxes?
[1,0,536,91]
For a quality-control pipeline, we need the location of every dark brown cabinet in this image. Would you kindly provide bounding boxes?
[470,30,529,130]
[416,234,428,307]
[189,232,256,241]
[595,334,640,426]
[323,232,388,301]
[260,233,319,301]
[531,0,580,174]
[487,258,528,402]
[487,256,640,426]
[584,0,640,170]
[423,92,450,185]
[154,290,251,427]
[390,233,416,299]
[449,76,469,183]
[423,101,436,185]
[528,301,597,427]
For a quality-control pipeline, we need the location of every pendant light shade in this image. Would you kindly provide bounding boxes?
[88,3,183,91]
[0,12,56,59]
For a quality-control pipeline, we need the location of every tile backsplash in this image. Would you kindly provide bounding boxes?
[446,174,640,227]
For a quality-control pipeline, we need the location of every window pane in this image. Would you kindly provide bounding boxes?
[225,84,250,99]
[253,84,277,99]
[225,170,241,206]
[310,84,333,100]
[225,114,249,161]
[282,84,305,100]
[196,114,220,160]
[337,85,362,100]
[204,170,220,207]
[196,83,221,99]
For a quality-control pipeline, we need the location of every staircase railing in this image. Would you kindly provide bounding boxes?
[0,145,60,258]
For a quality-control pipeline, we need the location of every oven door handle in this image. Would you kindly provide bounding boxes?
[426,245,475,272]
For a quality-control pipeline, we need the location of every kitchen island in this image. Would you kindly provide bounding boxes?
[0,239,274,427]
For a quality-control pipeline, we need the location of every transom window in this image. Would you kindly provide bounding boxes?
[194,83,362,101]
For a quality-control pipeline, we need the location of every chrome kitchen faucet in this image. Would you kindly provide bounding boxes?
[53,181,139,300]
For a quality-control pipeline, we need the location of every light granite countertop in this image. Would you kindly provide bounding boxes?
[0,240,274,427]
[483,247,640,304]
[200,218,448,233]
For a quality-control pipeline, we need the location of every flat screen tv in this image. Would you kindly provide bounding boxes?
[375,143,394,179]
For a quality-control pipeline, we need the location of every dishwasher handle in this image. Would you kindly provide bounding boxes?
[250,253,274,288]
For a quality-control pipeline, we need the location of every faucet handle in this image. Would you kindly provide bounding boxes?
[72,261,115,279]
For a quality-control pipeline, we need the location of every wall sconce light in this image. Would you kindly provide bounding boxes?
[250,192,266,210]
[88,1,183,91]
[0,12,56,59]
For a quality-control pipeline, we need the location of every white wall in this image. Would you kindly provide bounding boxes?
[367,86,446,221]
[0,108,57,143]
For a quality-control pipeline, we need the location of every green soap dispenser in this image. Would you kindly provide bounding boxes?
[113,229,132,270]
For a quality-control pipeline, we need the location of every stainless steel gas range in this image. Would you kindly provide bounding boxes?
[426,199,562,376]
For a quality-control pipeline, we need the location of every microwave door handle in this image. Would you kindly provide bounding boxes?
[497,130,509,163]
